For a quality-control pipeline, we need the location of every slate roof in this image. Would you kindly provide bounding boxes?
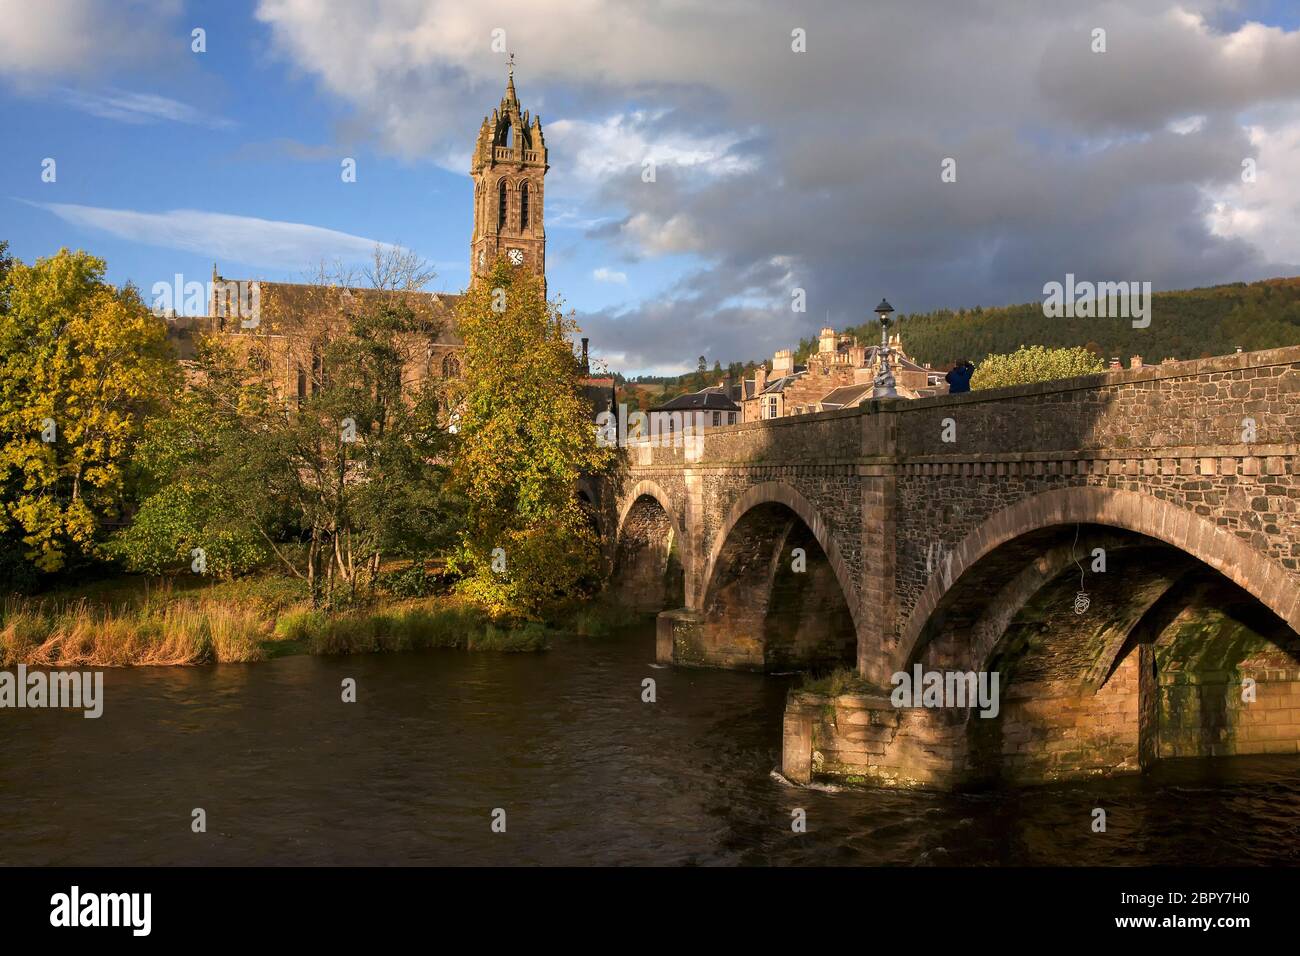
[817,383,874,409]
[651,386,740,412]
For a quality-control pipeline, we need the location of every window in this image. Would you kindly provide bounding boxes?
[520,183,530,229]
[728,413,736,424]
[712,411,720,426]
[498,179,508,230]
[442,353,461,379]
[296,366,306,400]
[764,396,778,419]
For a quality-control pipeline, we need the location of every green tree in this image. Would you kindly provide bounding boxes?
[0,248,176,574]
[970,345,1105,390]
[450,258,612,620]
[113,282,460,603]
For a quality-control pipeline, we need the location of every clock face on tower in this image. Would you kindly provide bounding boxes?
[507,248,524,266]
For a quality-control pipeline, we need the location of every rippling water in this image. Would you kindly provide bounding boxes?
[2,622,1297,866]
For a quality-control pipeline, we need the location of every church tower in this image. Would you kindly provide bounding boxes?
[470,57,548,291]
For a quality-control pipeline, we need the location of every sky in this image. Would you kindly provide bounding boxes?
[2,0,1299,376]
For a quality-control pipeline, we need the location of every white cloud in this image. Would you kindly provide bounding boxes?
[0,0,181,78]
[57,87,234,128]
[23,201,403,271]
[1205,111,1300,264]
[621,212,704,257]
[1167,114,1206,135]
[547,207,612,230]
[592,266,627,283]
[547,112,758,187]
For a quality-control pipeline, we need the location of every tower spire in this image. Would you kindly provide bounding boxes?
[471,52,548,292]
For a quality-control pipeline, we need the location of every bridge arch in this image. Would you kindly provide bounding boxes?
[896,486,1299,681]
[691,482,861,671]
[612,479,693,612]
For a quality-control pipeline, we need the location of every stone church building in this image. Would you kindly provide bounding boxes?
[166,64,568,401]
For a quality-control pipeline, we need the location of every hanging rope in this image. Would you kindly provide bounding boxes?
[1071,522,1090,614]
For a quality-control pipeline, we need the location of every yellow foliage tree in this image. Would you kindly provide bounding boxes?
[449,259,612,619]
[0,248,176,572]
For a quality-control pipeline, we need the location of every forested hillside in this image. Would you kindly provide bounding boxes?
[628,276,1300,400]
[801,276,1300,368]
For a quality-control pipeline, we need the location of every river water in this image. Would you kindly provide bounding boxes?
[2,622,1297,866]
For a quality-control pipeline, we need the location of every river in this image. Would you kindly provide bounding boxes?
[2,622,1297,866]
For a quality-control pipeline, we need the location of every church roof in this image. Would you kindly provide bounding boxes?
[209,277,464,346]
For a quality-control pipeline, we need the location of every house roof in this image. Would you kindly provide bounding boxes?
[818,383,874,409]
[760,371,806,394]
[651,385,740,412]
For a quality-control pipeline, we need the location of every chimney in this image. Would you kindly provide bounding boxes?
[581,337,590,374]
[818,327,836,354]
[755,363,768,393]
[1129,355,1143,369]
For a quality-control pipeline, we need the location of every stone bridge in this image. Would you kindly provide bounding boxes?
[592,346,1300,789]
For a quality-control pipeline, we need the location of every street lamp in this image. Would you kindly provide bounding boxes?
[872,297,897,399]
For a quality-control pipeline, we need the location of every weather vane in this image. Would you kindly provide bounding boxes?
[508,52,515,78]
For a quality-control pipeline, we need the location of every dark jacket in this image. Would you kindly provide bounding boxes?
[945,363,974,394]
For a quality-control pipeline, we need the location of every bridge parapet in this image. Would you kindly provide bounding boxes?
[894,345,1300,459]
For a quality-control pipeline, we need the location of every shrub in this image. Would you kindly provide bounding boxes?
[970,345,1105,390]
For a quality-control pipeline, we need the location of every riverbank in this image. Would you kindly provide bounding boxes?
[0,573,634,667]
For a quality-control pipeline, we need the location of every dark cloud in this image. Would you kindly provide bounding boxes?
[253,0,1300,372]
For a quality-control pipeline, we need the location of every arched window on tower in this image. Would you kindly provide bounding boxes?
[442,353,461,379]
[520,182,530,229]
[498,179,508,231]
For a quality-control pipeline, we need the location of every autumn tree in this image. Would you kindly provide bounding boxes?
[450,258,612,620]
[0,248,175,575]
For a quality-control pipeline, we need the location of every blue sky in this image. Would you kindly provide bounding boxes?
[1,2,660,313]
[3,1,1299,374]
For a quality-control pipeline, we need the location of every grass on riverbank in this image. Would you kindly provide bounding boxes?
[1,573,643,666]
[0,598,267,666]
[274,602,551,655]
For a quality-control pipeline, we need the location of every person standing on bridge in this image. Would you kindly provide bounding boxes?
[946,359,975,394]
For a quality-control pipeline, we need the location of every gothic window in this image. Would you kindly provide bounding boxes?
[442,353,461,379]
[498,179,508,230]
[296,366,306,400]
[520,183,530,229]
